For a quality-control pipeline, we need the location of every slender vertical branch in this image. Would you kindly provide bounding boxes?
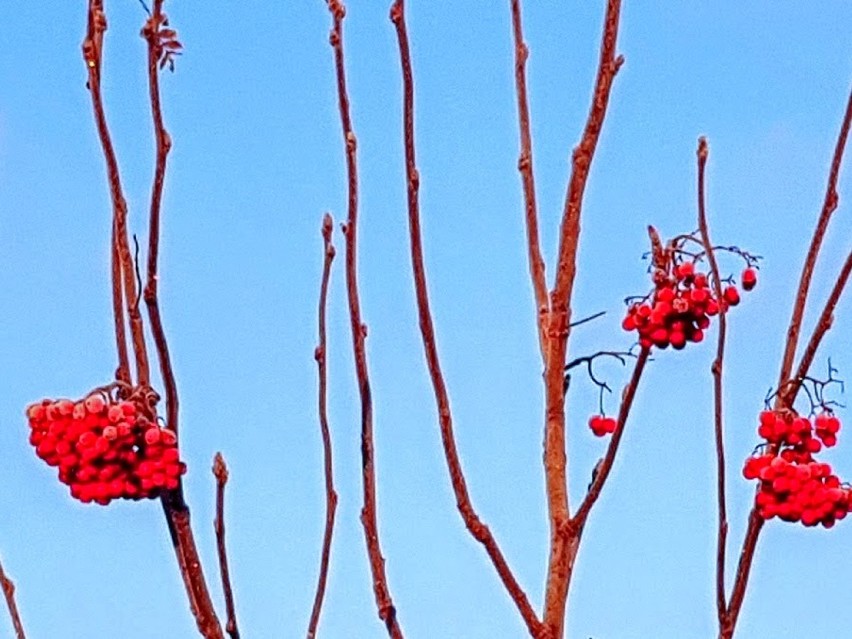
[141,0,179,443]
[510,0,548,360]
[83,0,151,385]
[0,557,25,639]
[694,138,730,626]
[323,2,404,636]
[776,89,852,393]
[307,214,339,639]
[213,454,240,639]
[724,88,852,639]
[136,5,224,638]
[542,2,624,635]
[390,2,544,636]
[112,219,132,384]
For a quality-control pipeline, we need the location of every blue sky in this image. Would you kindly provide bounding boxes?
[1,2,851,637]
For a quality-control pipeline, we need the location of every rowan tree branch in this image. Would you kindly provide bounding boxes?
[307,214,339,639]
[0,557,25,639]
[323,2,404,636]
[542,2,624,635]
[724,87,852,639]
[390,2,544,635]
[84,0,150,386]
[694,138,730,626]
[776,88,852,392]
[510,0,548,360]
[213,454,240,639]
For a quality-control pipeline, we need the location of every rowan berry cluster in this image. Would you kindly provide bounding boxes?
[622,262,757,351]
[588,415,617,437]
[26,388,185,505]
[743,410,850,528]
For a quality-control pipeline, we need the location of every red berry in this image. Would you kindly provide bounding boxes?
[741,268,757,291]
[723,286,740,306]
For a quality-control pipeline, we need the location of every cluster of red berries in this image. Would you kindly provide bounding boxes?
[622,262,757,351]
[26,390,186,505]
[743,410,850,528]
[588,415,617,437]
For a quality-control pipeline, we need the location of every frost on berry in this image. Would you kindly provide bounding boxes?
[25,384,186,505]
[742,409,850,528]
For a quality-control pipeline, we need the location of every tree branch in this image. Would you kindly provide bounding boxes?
[307,214,339,639]
[724,87,852,639]
[390,2,544,635]
[0,557,25,639]
[213,454,240,639]
[510,0,548,360]
[542,2,624,635]
[323,2,404,636]
[84,0,151,385]
[776,88,852,393]
[694,138,730,627]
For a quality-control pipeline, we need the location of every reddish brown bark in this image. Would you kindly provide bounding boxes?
[213,454,240,639]
[0,557,25,639]
[322,2,404,636]
[541,2,624,635]
[306,214,339,639]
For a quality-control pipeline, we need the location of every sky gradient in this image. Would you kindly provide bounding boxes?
[1,2,851,637]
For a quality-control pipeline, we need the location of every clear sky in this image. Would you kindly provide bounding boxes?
[1,2,851,638]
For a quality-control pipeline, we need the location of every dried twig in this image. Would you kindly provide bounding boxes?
[323,2,404,635]
[307,214,339,639]
[0,557,25,639]
[213,454,240,639]
[390,1,544,636]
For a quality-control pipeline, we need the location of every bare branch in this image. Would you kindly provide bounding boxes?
[510,0,548,360]
[391,2,544,635]
[307,214,338,639]
[213,454,240,639]
[694,138,730,627]
[0,557,25,639]
[324,2,404,635]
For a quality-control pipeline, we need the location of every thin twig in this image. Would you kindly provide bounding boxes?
[510,0,548,360]
[694,138,730,627]
[776,89,852,393]
[0,557,25,639]
[792,249,852,389]
[111,219,131,384]
[570,347,649,528]
[213,454,240,639]
[724,88,852,639]
[323,2,404,636]
[541,2,624,635]
[390,2,544,636]
[83,0,151,385]
[307,214,339,639]
[137,4,224,637]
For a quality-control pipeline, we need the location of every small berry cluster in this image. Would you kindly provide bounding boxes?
[588,415,617,437]
[622,263,757,351]
[26,388,186,505]
[743,410,850,528]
